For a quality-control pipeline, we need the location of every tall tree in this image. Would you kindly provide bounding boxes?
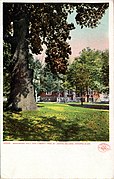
[67,57,91,105]
[100,50,109,93]
[3,3,109,110]
[79,48,103,100]
[67,48,109,104]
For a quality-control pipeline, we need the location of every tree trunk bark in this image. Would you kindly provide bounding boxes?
[8,13,37,111]
[86,86,89,103]
[80,87,83,106]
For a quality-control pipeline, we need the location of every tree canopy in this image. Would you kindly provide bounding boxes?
[67,48,109,101]
[4,3,109,74]
[3,3,109,110]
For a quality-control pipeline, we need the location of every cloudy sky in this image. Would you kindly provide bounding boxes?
[67,8,109,60]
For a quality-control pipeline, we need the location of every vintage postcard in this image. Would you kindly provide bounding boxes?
[1,0,114,178]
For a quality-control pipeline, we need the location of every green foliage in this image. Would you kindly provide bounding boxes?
[100,50,109,92]
[29,57,65,93]
[67,48,109,95]
[75,3,109,28]
[3,102,109,141]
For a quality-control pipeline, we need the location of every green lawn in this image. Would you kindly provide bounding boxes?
[3,102,109,141]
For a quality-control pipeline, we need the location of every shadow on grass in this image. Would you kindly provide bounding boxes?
[3,112,79,141]
[68,103,109,110]
[3,112,109,141]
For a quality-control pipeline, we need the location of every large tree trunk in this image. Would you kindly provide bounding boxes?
[8,12,37,111]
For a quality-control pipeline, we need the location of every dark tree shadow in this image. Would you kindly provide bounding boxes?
[3,112,90,141]
[3,111,109,141]
[68,103,109,110]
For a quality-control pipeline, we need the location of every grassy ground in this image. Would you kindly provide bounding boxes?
[3,102,109,141]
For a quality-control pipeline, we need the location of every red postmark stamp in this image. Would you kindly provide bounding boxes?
[98,143,111,152]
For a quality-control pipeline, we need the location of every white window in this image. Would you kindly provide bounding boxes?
[46,91,52,95]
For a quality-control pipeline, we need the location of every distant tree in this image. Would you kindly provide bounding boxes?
[37,65,65,96]
[79,48,103,97]
[67,48,109,104]
[28,57,64,97]
[100,50,109,93]
[27,54,43,99]
[67,57,90,105]
[3,3,109,110]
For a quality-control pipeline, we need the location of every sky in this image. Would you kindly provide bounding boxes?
[37,7,109,64]
[67,8,109,60]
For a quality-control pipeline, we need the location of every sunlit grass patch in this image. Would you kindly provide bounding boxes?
[46,106,65,112]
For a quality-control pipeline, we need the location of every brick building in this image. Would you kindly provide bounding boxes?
[37,90,109,103]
